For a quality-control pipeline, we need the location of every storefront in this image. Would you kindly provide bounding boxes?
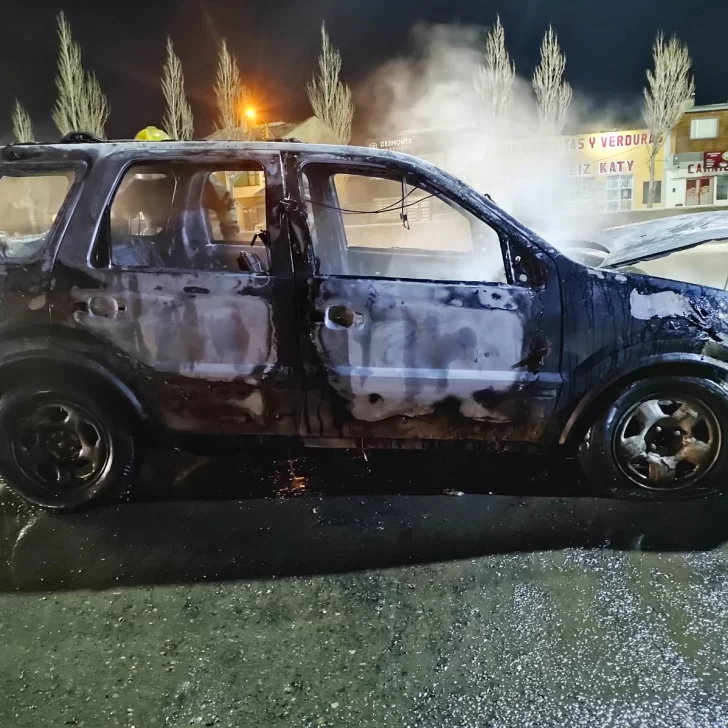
[365,126,666,214]
[665,151,728,208]
[511,129,664,213]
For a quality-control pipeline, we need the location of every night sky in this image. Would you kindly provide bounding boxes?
[1,0,727,140]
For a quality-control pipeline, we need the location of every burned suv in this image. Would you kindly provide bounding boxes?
[0,136,727,510]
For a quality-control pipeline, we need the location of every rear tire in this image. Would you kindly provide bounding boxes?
[0,383,139,511]
[579,376,728,500]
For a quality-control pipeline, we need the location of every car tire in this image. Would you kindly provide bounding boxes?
[579,376,728,500]
[0,384,139,511]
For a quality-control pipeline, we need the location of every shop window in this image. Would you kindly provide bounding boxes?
[605,174,633,212]
[716,177,728,202]
[690,118,719,140]
[567,177,596,206]
[233,171,263,188]
[642,181,662,205]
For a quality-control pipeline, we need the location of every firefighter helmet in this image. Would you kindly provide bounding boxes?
[134,126,172,141]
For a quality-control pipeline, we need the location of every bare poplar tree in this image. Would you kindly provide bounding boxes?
[84,74,108,136]
[473,15,515,127]
[532,26,572,134]
[52,11,83,136]
[161,37,194,140]
[12,100,34,143]
[307,23,354,145]
[52,11,109,138]
[213,39,249,138]
[643,31,694,208]
[11,100,40,229]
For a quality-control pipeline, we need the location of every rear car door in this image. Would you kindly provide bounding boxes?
[51,149,300,436]
[287,154,563,444]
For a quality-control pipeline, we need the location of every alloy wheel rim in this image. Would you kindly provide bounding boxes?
[613,394,721,491]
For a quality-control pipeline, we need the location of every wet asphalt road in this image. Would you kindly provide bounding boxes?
[0,447,728,727]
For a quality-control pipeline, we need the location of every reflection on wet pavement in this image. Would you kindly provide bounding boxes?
[0,448,727,727]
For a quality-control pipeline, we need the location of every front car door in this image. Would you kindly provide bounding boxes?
[285,151,563,446]
[51,147,300,437]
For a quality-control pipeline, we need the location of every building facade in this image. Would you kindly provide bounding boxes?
[517,129,666,213]
[366,125,668,215]
[666,101,728,208]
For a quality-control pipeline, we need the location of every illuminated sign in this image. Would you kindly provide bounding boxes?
[599,160,635,174]
[705,151,728,172]
[368,138,413,152]
[569,160,635,176]
[569,164,592,176]
[504,131,652,156]
[687,155,728,175]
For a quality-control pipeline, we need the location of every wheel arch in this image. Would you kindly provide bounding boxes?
[0,340,155,429]
[559,354,728,448]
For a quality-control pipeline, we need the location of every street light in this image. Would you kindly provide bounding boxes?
[244,106,273,141]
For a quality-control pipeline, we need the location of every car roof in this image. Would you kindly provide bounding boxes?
[1,139,417,163]
[600,211,728,267]
[0,137,545,246]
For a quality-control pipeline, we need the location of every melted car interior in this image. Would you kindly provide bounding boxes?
[93,162,270,274]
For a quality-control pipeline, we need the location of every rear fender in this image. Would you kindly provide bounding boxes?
[0,338,154,427]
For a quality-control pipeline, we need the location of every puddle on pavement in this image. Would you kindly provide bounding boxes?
[136,447,587,503]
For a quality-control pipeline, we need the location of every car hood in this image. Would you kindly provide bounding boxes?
[598,212,728,268]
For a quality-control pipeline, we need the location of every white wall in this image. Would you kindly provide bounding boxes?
[665,174,687,208]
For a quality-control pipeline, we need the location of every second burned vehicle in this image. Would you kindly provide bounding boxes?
[0,135,727,509]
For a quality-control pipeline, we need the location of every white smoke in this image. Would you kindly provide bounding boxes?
[356,23,629,246]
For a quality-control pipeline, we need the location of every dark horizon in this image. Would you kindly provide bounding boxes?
[1,0,727,141]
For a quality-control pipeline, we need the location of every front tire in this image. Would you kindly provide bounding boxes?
[0,384,139,511]
[579,376,728,500]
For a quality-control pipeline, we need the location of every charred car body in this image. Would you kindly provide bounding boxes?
[563,212,728,278]
[0,137,728,510]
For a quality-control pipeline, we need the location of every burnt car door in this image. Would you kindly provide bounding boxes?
[51,149,299,436]
[287,154,563,444]
[0,156,85,332]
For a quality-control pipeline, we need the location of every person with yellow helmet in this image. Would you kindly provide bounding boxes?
[122,126,241,252]
[134,126,173,142]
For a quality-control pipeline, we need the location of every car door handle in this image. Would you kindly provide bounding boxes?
[324,305,364,330]
[74,296,126,319]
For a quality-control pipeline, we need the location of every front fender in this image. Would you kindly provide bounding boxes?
[558,352,728,446]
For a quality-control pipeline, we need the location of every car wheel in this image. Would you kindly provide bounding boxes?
[579,376,728,500]
[0,385,139,511]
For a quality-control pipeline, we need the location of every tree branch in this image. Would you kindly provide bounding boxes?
[307,23,354,145]
[473,15,516,126]
[162,37,195,140]
[532,26,572,134]
[12,100,34,143]
[643,31,694,207]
